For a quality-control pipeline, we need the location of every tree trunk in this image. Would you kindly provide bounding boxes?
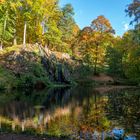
[13,29,17,45]
[1,16,7,50]
[0,42,3,51]
[12,122,15,131]
[23,21,27,48]
[13,37,17,46]
[101,131,105,140]
[4,17,7,34]
[94,93,99,125]
[0,119,1,129]
[42,21,45,35]
[94,45,98,75]
[21,122,25,132]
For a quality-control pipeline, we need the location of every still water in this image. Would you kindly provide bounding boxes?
[0,86,140,139]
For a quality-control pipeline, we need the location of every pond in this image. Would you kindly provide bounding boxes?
[0,86,140,139]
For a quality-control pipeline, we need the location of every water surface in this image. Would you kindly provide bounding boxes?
[0,86,140,139]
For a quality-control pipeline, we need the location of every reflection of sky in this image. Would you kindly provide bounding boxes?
[59,0,134,36]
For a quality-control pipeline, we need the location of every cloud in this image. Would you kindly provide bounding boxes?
[75,10,83,16]
[123,23,129,31]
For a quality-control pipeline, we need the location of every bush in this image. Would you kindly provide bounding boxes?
[16,63,50,89]
[0,66,18,90]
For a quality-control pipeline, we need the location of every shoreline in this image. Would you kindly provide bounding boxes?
[94,85,140,93]
[0,133,69,140]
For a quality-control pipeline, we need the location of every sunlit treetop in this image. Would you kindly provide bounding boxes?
[91,15,115,34]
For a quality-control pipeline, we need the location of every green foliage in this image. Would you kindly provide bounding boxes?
[0,0,140,85]
[0,45,51,89]
[0,66,17,90]
[59,4,75,42]
[45,115,74,137]
[44,20,63,49]
[126,0,140,24]
[124,47,140,83]
[17,63,50,89]
[57,4,79,53]
[120,27,140,83]
[0,0,16,47]
[0,63,50,90]
[106,46,124,76]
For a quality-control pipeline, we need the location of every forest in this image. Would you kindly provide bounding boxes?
[0,0,140,89]
[0,0,140,140]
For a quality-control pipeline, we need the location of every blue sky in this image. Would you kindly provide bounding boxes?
[59,0,133,36]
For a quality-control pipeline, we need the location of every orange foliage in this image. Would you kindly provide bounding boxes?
[0,0,5,3]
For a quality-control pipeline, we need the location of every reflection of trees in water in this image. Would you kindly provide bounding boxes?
[0,87,140,137]
[0,86,110,135]
[43,87,72,109]
[45,88,111,139]
[78,92,110,132]
[0,101,34,120]
[106,89,140,136]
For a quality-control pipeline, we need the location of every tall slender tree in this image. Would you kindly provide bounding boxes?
[0,0,18,49]
[58,4,79,53]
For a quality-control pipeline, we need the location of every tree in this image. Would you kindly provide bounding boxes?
[43,0,63,50]
[59,4,75,41]
[58,4,79,53]
[18,0,59,47]
[126,0,140,24]
[106,37,124,77]
[78,16,114,74]
[44,19,63,50]
[19,0,33,47]
[91,15,114,33]
[78,26,93,64]
[121,30,140,82]
[91,16,114,74]
[0,0,21,49]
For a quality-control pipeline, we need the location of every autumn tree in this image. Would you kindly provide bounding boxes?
[43,0,62,50]
[78,16,114,74]
[11,0,62,48]
[0,0,79,54]
[91,16,115,74]
[19,0,32,47]
[78,26,93,64]
[19,0,49,47]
